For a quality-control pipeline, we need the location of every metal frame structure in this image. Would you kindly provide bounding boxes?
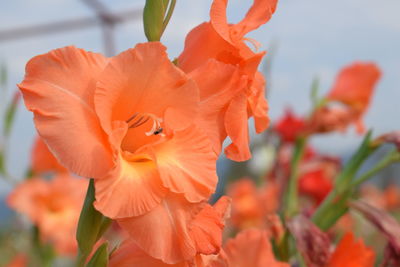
[0,0,141,56]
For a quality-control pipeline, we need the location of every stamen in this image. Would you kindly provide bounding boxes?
[243,37,261,52]
[126,112,139,123]
[129,116,150,128]
[126,112,164,136]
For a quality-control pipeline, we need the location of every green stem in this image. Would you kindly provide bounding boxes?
[351,150,400,187]
[32,226,55,267]
[283,137,307,219]
[162,0,176,34]
[76,179,112,267]
[76,251,87,267]
[312,132,375,230]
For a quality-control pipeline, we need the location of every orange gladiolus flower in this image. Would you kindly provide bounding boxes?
[116,196,231,264]
[31,136,67,174]
[178,0,278,161]
[5,254,27,267]
[227,178,279,230]
[327,232,375,267]
[309,62,381,134]
[328,63,381,114]
[18,42,218,219]
[209,229,289,267]
[7,174,87,255]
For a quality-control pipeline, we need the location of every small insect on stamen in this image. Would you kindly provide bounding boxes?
[153,127,163,135]
[126,112,164,136]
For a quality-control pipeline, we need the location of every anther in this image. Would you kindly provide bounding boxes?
[129,116,150,129]
[126,112,139,123]
[153,127,163,135]
[126,112,164,136]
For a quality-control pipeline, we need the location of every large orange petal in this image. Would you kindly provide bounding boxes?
[117,195,230,264]
[190,196,231,255]
[109,240,194,267]
[110,196,229,267]
[149,126,218,203]
[210,0,278,44]
[93,155,167,219]
[247,71,270,134]
[327,232,375,267]
[232,0,278,40]
[328,62,381,113]
[189,59,246,155]
[31,136,67,174]
[18,46,114,178]
[224,92,251,161]
[178,23,240,73]
[220,229,289,267]
[95,42,199,136]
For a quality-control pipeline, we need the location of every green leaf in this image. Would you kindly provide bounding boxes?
[86,242,109,267]
[76,179,111,266]
[282,137,307,219]
[310,77,319,106]
[334,130,374,192]
[0,62,7,88]
[0,149,5,175]
[3,93,20,137]
[143,0,166,41]
[312,131,376,230]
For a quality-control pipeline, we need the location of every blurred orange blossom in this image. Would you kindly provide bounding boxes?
[7,174,87,255]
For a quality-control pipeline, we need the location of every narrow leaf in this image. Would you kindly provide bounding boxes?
[0,62,7,88]
[3,92,20,137]
[87,242,109,267]
[76,179,111,258]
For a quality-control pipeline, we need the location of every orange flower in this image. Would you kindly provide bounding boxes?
[116,195,231,264]
[309,62,381,134]
[178,0,278,161]
[328,62,381,114]
[307,106,358,134]
[360,184,400,211]
[209,229,289,267]
[7,174,87,256]
[18,42,218,219]
[31,136,67,174]
[227,178,279,230]
[5,254,27,267]
[327,232,375,267]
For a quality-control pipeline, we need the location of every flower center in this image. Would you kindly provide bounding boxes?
[126,112,165,137]
[120,112,165,155]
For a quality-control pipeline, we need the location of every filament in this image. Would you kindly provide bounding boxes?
[126,112,164,136]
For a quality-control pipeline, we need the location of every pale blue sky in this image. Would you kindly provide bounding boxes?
[0,0,399,195]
